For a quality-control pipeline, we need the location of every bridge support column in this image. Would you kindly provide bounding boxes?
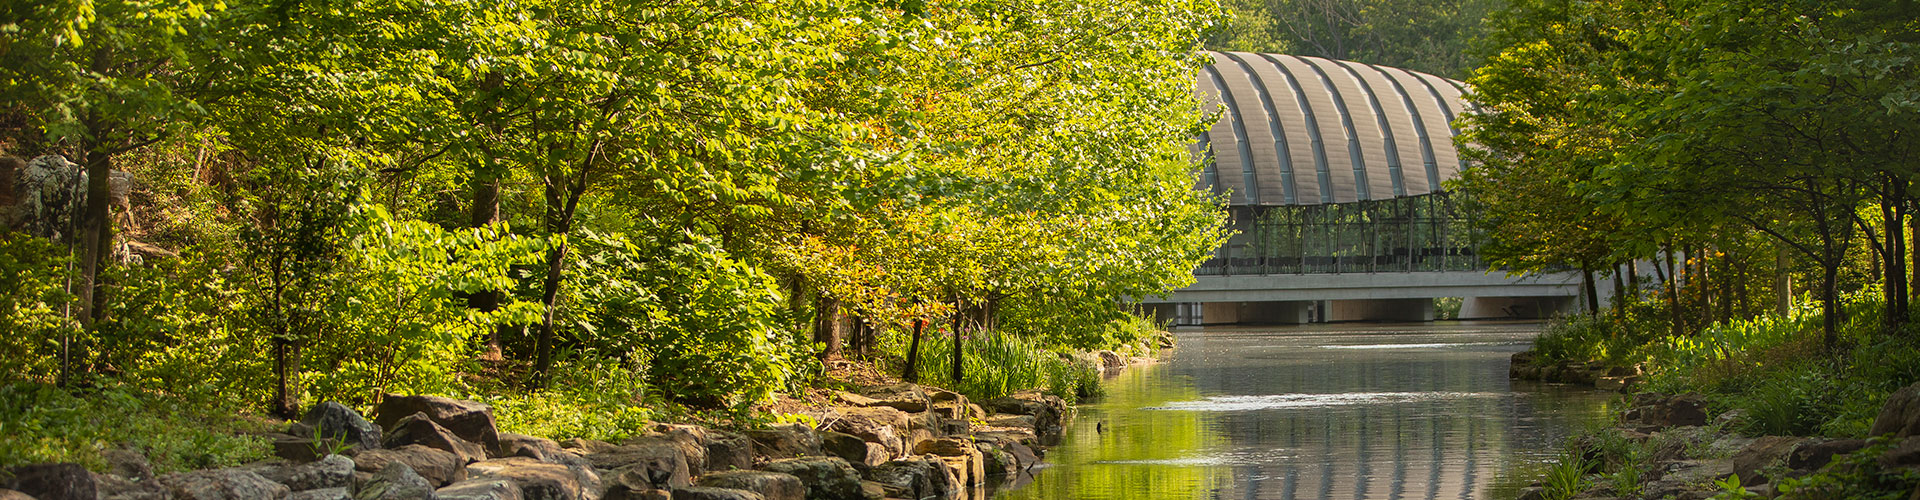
[1325,298,1435,322]
[1459,296,1576,319]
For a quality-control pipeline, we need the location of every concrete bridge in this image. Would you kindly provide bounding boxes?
[1150,52,1596,325]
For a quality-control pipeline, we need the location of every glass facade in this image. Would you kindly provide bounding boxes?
[1196,192,1481,276]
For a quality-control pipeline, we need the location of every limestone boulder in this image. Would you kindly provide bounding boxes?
[494,433,565,462]
[586,440,689,490]
[163,469,292,500]
[639,427,710,477]
[296,402,383,452]
[757,457,867,500]
[973,441,1018,477]
[1731,436,1805,483]
[857,385,929,413]
[385,411,488,464]
[695,471,805,500]
[983,415,1036,430]
[820,432,886,470]
[1872,382,1920,438]
[6,463,97,500]
[601,485,671,500]
[1788,439,1868,471]
[560,439,618,456]
[863,458,955,500]
[254,454,356,491]
[93,472,170,500]
[982,391,1067,437]
[1881,436,1920,472]
[747,425,821,460]
[821,407,909,457]
[104,446,155,481]
[0,490,31,500]
[350,462,434,500]
[705,431,754,472]
[912,440,981,487]
[435,478,524,500]
[1624,393,1710,428]
[466,458,600,500]
[375,395,501,451]
[355,445,468,487]
[669,487,762,500]
[289,487,351,500]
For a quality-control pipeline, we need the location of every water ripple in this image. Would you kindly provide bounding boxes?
[1144,391,1502,412]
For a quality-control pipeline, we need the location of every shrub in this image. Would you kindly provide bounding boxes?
[0,234,79,385]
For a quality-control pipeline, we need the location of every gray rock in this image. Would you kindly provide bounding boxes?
[982,392,1068,438]
[864,458,955,500]
[434,479,523,500]
[374,395,501,451]
[290,488,352,500]
[601,486,670,500]
[857,385,929,413]
[974,441,1018,477]
[747,425,821,460]
[356,445,469,487]
[351,462,435,500]
[9,155,85,240]
[297,402,383,451]
[821,407,908,459]
[93,472,169,500]
[385,412,488,464]
[819,433,880,471]
[1873,382,1920,439]
[1624,393,1710,428]
[105,446,155,481]
[493,433,563,462]
[162,469,292,500]
[465,457,599,500]
[6,463,97,500]
[0,489,31,500]
[256,454,356,491]
[705,432,754,473]
[1731,436,1804,484]
[757,457,866,500]
[274,433,329,463]
[587,441,688,490]
[669,487,762,500]
[695,471,804,500]
[1788,439,1867,471]
[637,429,708,477]
[1881,436,1920,472]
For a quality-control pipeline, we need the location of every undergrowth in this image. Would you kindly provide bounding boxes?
[909,330,1104,404]
[0,382,273,473]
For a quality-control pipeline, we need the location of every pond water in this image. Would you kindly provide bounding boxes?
[993,321,1617,500]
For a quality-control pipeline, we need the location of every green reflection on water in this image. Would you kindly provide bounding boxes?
[997,365,1225,500]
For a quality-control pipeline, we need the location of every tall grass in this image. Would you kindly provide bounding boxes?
[911,331,1102,404]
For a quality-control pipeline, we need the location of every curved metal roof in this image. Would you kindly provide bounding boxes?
[1198,52,1470,206]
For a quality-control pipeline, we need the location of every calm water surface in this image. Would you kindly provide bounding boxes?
[994,321,1616,500]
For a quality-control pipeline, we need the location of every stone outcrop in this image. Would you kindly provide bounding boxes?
[1872,382,1920,438]
[757,457,866,500]
[350,462,434,500]
[465,458,599,500]
[384,411,489,464]
[294,402,384,452]
[1624,393,1710,428]
[355,445,468,487]
[6,463,98,500]
[251,454,357,491]
[695,471,806,500]
[747,425,821,460]
[164,469,293,500]
[436,478,524,500]
[374,395,502,451]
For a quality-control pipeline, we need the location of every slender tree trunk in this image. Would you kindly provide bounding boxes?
[1776,245,1792,316]
[950,306,964,383]
[813,295,843,360]
[1664,245,1683,336]
[1612,262,1627,319]
[1885,186,1908,323]
[1627,260,1640,302]
[903,318,925,383]
[270,259,299,418]
[1582,266,1599,316]
[531,153,591,385]
[1822,262,1839,352]
[467,161,506,352]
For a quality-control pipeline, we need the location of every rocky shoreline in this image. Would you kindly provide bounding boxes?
[1507,351,1642,393]
[0,352,1160,500]
[1507,351,1920,500]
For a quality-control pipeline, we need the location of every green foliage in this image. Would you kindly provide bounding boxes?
[487,355,654,443]
[1540,447,1592,500]
[0,235,78,385]
[1206,0,1496,77]
[1774,438,1920,500]
[0,383,271,474]
[568,228,805,408]
[909,331,1102,404]
[1531,313,1657,368]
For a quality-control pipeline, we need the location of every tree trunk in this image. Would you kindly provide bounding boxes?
[1885,188,1908,323]
[813,295,842,360]
[532,238,569,384]
[1627,260,1640,302]
[903,318,925,383]
[1776,245,1792,316]
[1612,262,1627,319]
[531,155,590,385]
[1664,245,1683,336]
[467,165,506,351]
[1582,266,1599,316]
[949,307,964,383]
[1822,262,1839,353]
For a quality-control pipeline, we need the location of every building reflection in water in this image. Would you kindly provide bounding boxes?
[995,322,1613,500]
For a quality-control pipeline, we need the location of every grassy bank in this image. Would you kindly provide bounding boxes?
[1517,294,1920,499]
